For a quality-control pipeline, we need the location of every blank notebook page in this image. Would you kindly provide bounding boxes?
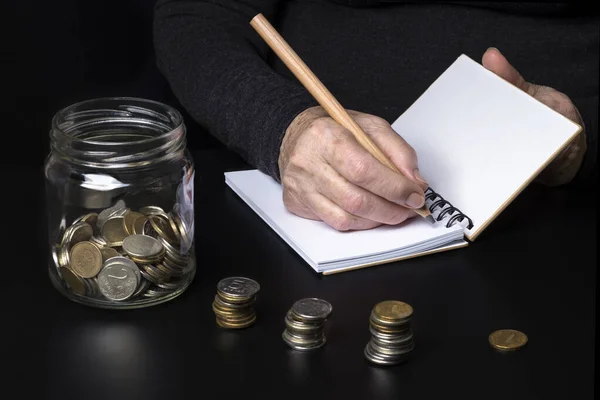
[392,55,581,240]
[225,170,464,272]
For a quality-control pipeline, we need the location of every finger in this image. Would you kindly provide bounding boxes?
[306,191,381,231]
[351,112,428,190]
[282,181,319,221]
[482,47,537,96]
[324,129,427,210]
[315,164,414,225]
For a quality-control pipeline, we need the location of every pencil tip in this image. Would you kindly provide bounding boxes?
[426,215,436,224]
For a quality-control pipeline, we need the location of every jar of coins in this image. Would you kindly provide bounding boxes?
[44,97,196,309]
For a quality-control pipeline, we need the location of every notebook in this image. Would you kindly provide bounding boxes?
[224,54,581,274]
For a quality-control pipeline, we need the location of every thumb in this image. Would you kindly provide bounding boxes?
[482,47,537,96]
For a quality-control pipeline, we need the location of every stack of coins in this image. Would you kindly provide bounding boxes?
[213,277,260,329]
[364,300,415,366]
[282,298,332,351]
[52,200,194,302]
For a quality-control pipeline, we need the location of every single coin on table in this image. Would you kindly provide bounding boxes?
[489,329,528,351]
[69,241,103,278]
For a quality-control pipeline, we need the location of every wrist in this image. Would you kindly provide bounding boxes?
[279,106,327,178]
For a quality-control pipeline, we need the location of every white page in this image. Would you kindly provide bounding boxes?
[391,54,581,240]
[225,170,464,272]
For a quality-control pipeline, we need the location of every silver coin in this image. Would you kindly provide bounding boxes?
[156,280,181,291]
[104,256,140,286]
[97,200,126,230]
[282,330,326,351]
[139,268,161,285]
[368,339,415,357]
[214,294,255,309]
[90,236,107,248]
[291,298,332,321]
[122,234,164,258]
[364,342,401,366]
[369,326,413,345]
[284,329,325,344]
[217,277,260,298]
[97,258,139,301]
[133,279,151,298]
[285,312,324,335]
[143,288,167,298]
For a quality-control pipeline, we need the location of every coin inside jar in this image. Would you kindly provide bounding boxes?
[123,211,145,235]
[122,234,164,259]
[149,214,179,244]
[69,241,103,278]
[101,216,128,246]
[100,247,120,262]
[97,258,140,301]
[132,215,148,235]
[59,266,86,295]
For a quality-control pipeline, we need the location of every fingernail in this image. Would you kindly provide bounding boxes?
[413,168,428,185]
[406,192,425,208]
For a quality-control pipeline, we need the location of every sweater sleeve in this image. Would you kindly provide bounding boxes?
[153,0,318,181]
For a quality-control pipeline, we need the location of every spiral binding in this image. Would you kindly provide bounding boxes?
[424,188,474,229]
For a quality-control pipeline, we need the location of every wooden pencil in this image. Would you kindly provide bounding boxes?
[250,13,434,223]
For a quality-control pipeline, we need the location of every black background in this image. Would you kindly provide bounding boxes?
[3,1,597,398]
[4,0,221,169]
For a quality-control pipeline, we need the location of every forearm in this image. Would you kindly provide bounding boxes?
[153,0,317,181]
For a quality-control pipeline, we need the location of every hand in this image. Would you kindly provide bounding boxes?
[279,106,428,231]
[482,47,587,186]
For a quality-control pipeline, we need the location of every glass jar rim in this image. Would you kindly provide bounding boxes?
[51,96,184,146]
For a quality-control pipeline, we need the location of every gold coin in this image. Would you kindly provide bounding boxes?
[59,267,86,295]
[369,319,410,334]
[171,212,191,246]
[101,217,129,246]
[216,314,256,329]
[132,215,148,235]
[123,211,145,235]
[139,206,165,216]
[374,300,413,321]
[69,241,103,278]
[167,213,182,242]
[99,247,120,262]
[149,214,178,244]
[79,213,99,231]
[489,329,528,351]
[61,222,94,248]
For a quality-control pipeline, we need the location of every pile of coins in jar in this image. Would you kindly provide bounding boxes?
[52,200,194,302]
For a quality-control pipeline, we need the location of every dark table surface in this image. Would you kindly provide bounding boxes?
[5,149,596,400]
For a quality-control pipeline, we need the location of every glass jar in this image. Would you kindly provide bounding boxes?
[44,97,196,309]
